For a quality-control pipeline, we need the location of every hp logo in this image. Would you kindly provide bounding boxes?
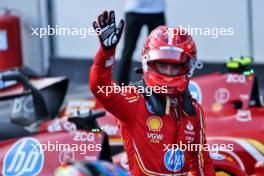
[2,138,44,176]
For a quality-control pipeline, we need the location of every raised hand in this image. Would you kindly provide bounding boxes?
[93,11,124,50]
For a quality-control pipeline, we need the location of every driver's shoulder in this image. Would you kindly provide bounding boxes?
[120,85,143,104]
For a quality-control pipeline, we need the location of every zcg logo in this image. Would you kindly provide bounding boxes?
[226,74,246,84]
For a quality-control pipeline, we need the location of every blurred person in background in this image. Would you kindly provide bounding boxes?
[117,0,166,85]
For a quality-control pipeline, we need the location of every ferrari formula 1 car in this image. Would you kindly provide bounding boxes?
[189,57,264,175]
[0,68,114,176]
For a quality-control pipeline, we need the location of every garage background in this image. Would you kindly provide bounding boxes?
[1,0,264,87]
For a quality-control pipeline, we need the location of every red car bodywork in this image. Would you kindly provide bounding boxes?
[0,77,108,176]
[191,72,264,175]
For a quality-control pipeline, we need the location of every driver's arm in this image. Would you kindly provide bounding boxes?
[89,11,132,122]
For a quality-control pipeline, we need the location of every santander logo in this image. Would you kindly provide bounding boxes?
[186,121,193,131]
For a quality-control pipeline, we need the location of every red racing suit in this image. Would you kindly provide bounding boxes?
[89,48,215,176]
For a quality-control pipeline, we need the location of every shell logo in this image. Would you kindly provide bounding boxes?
[146,116,163,131]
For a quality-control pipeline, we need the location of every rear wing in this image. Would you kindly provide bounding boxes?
[0,67,69,119]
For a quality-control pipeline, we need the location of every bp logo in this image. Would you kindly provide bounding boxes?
[188,80,202,104]
[164,148,184,172]
[2,138,44,176]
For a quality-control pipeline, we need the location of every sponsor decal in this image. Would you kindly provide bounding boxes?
[236,110,252,122]
[184,130,195,136]
[239,94,249,100]
[63,121,77,132]
[146,116,164,143]
[184,121,195,142]
[47,119,62,132]
[84,156,97,161]
[212,102,223,112]
[146,116,163,132]
[124,94,138,101]
[65,100,95,116]
[164,148,184,172]
[2,138,44,176]
[101,124,119,135]
[186,121,193,131]
[58,150,75,164]
[226,74,246,84]
[73,132,95,142]
[188,80,202,104]
[147,132,163,143]
[215,88,230,104]
[185,136,194,141]
[12,96,34,114]
[210,153,225,160]
[48,120,76,132]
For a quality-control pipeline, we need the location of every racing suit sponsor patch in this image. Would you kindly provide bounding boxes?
[146,116,164,143]
[147,132,163,143]
[164,148,185,172]
[146,116,163,131]
[184,121,195,142]
[186,120,193,131]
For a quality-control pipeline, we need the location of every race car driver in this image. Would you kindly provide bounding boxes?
[90,11,215,176]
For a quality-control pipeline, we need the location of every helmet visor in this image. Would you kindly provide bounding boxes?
[146,49,191,76]
[147,48,191,63]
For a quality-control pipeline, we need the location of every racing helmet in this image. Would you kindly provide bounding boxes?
[142,26,202,95]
